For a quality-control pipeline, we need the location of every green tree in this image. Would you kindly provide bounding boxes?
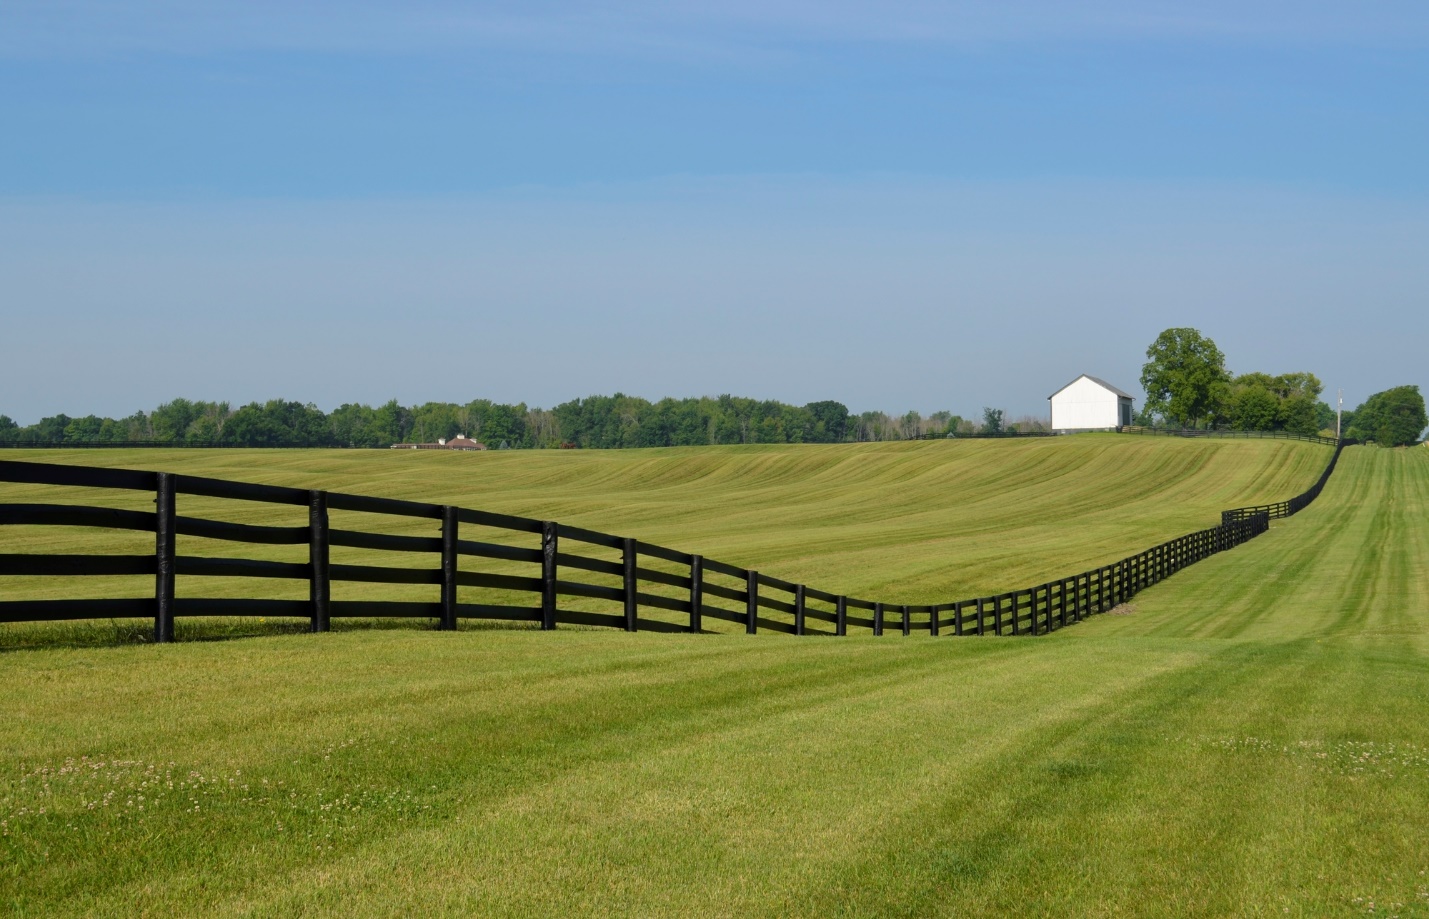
[221,401,333,446]
[151,399,200,442]
[22,415,72,443]
[409,402,463,444]
[1314,401,1337,434]
[1227,380,1279,431]
[1270,372,1324,436]
[981,407,1004,434]
[1347,386,1427,446]
[926,411,958,436]
[0,415,18,442]
[803,401,850,443]
[62,415,108,442]
[371,399,409,445]
[1278,394,1321,436]
[1140,328,1231,428]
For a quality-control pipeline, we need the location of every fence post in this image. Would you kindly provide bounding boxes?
[873,602,884,637]
[541,521,558,630]
[954,601,965,636]
[623,537,638,632]
[309,489,330,633]
[439,505,458,631]
[746,570,758,634]
[836,596,847,636]
[689,554,703,633]
[931,605,940,637]
[1010,593,1020,635]
[901,604,910,637]
[975,598,985,636]
[994,595,1004,636]
[794,585,806,636]
[154,472,176,644]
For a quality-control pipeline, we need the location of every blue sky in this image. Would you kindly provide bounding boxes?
[2,1,1426,423]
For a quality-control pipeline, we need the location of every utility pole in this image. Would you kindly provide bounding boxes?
[1337,389,1343,441]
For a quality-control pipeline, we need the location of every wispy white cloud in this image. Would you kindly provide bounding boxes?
[4,1,1428,60]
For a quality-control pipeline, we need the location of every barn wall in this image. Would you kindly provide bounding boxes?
[1051,377,1123,430]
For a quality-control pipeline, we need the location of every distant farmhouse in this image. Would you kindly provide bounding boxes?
[391,434,486,451]
[1049,375,1134,431]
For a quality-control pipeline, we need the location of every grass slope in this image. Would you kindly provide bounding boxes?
[4,441,1426,917]
[0,437,1329,633]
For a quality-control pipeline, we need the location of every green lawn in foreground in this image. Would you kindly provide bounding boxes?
[3,442,1426,917]
[0,437,1329,634]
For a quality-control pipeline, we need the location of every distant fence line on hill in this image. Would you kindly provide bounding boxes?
[0,440,1350,643]
[920,428,1339,444]
[1115,427,1342,447]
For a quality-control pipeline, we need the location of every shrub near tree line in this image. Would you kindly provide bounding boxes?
[1345,386,1428,446]
[1139,327,1341,435]
[1222,371,1330,435]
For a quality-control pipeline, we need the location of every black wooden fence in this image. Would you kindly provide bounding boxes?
[916,428,1338,444]
[0,440,1348,643]
[1117,427,1341,447]
[1220,437,1349,524]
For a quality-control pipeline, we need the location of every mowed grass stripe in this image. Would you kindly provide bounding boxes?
[1090,445,1429,646]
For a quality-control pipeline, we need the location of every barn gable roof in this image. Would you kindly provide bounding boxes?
[1048,374,1135,401]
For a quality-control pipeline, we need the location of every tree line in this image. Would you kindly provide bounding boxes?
[1138,328,1426,446]
[0,395,1032,449]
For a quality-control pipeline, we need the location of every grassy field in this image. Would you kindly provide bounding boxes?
[3,439,1427,916]
[0,436,1330,639]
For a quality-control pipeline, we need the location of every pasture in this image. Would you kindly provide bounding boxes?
[0,436,1329,638]
[3,438,1427,916]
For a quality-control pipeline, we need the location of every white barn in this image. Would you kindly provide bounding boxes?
[1049,375,1135,431]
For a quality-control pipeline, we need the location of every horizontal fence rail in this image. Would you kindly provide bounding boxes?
[917,428,1338,444]
[914,431,1056,440]
[1117,427,1341,447]
[0,439,1350,643]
